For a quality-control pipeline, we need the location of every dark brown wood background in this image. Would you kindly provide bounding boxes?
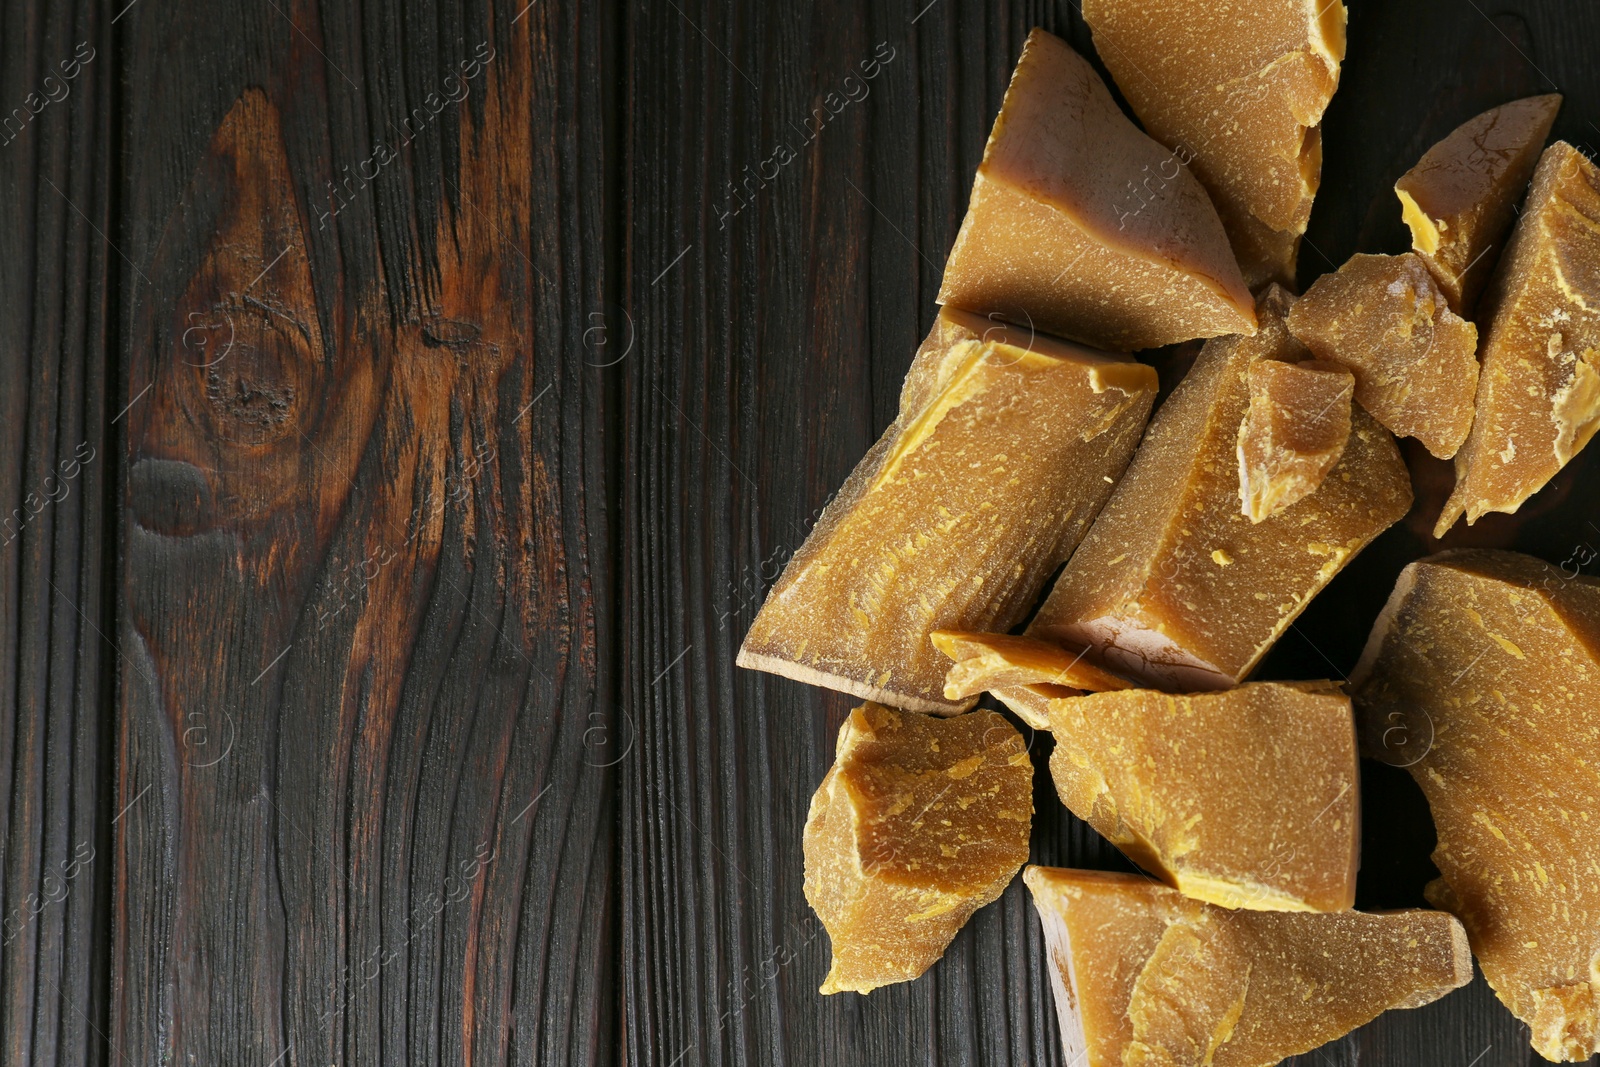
[1,0,1598,1064]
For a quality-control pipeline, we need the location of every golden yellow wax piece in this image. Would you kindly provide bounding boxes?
[990,683,1079,731]
[1287,253,1479,459]
[1437,143,1600,536]
[806,703,1032,994]
[936,27,1254,352]
[1046,682,1358,912]
[1396,94,1562,311]
[932,630,1133,697]
[1350,550,1600,1061]
[1025,867,1472,1067]
[1236,358,1353,522]
[1027,286,1412,691]
[1082,0,1348,287]
[929,629,1135,729]
[739,307,1157,713]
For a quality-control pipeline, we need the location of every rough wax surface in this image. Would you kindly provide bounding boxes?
[1350,551,1600,1060]
[936,27,1255,351]
[1046,682,1359,912]
[1236,358,1353,522]
[1396,94,1562,312]
[1438,143,1600,537]
[1027,286,1412,691]
[806,703,1032,994]
[1288,252,1479,459]
[1025,867,1472,1067]
[1082,0,1348,287]
[739,306,1158,712]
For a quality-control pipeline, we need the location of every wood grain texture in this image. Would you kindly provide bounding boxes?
[111,1,620,1065]
[0,0,115,1064]
[623,0,1600,1065]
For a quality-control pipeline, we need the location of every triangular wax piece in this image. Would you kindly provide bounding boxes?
[1396,94,1562,312]
[936,28,1254,352]
[1082,0,1348,287]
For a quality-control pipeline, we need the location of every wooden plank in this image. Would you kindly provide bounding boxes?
[623,0,1600,1065]
[111,2,621,1064]
[0,0,115,1064]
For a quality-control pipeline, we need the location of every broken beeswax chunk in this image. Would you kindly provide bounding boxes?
[991,683,1078,732]
[1046,682,1358,911]
[739,307,1158,713]
[1027,286,1412,691]
[1437,143,1600,536]
[1082,0,1348,287]
[1025,867,1472,1067]
[1287,253,1479,459]
[933,631,1134,697]
[936,27,1254,352]
[806,703,1032,994]
[930,630,1135,730]
[1396,94,1562,311]
[1236,358,1353,522]
[1350,550,1600,1060]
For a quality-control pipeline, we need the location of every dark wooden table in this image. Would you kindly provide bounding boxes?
[3,0,1599,1064]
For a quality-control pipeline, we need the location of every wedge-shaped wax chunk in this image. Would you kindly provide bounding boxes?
[1082,0,1348,287]
[1438,143,1600,536]
[936,28,1254,352]
[991,683,1078,732]
[806,703,1032,994]
[1350,551,1600,1061]
[1046,682,1358,912]
[1027,287,1412,691]
[930,630,1135,729]
[934,631,1130,694]
[1396,94,1562,311]
[1287,253,1479,459]
[1025,867,1472,1067]
[739,307,1158,712]
[1236,358,1353,522]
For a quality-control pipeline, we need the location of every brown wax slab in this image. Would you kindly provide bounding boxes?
[739,307,1157,713]
[1396,94,1562,312]
[1350,550,1600,1061]
[1437,143,1600,537]
[936,27,1254,352]
[1236,358,1353,522]
[1027,286,1412,691]
[1046,682,1359,912]
[1025,867,1472,1067]
[806,703,1032,994]
[1287,252,1479,459]
[1082,0,1348,288]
